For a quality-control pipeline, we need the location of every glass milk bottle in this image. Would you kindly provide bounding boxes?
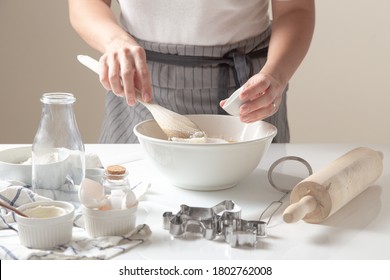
[32,93,85,207]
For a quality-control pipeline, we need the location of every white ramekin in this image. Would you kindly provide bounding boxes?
[16,201,74,249]
[82,203,138,238]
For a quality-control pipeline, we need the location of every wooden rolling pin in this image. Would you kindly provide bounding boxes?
[283,147,383,224]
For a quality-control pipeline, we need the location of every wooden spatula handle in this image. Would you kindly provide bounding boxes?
[0,200,28,217]
[283,195,317,223]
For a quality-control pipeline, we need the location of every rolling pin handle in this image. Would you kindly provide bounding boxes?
[283,195,318,223]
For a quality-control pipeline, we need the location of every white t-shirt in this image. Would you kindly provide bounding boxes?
[117,0,270,46]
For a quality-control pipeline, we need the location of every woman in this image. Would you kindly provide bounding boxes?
[68,0,315,143]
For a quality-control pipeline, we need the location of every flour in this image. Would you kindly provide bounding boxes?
[19,157,32,165]
[20,154,59,165]
[170,136,230,144]
[40,152,61,164]
[24,205,67,218]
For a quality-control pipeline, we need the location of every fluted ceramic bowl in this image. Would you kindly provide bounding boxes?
[16,201,75,249]
[82,203,138,238]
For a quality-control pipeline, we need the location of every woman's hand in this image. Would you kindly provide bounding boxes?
[99,39,152,106]
[220,0,314,123]
[68,0,153,105]
[220,72,286,122]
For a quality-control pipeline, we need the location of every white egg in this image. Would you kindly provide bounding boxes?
[122,190,138,209]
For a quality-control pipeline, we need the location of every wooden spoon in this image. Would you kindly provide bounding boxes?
[0,200,28,217]
[77,55,205,139]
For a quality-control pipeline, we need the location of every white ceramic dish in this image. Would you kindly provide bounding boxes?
[134,114,277,191]
[15,201,75,249]
[0,146,32,184]
[82,203,138,237]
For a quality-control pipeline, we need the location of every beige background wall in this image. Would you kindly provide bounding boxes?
[1,0,389,144]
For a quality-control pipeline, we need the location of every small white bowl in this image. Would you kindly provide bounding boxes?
[82,203,138,238]
[222,86,244,116]
[15,201,75,249]
[134,114,277,191]
[0,146,32,184]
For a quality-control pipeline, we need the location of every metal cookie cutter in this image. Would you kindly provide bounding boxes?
[223,219,267,247]
[163,200,267,247]
[163,200,241,240]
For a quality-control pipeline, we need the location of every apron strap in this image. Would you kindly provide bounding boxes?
[145,47,268,114]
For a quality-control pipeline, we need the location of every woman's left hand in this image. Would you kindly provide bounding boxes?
[220,72,286,123]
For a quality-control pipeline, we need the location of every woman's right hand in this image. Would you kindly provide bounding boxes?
[98,38,152,106]
[68,0,152,105]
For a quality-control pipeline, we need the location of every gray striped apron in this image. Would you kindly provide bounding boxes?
[99,26,290,143]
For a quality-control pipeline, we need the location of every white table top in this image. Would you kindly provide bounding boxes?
[1,143,389,260]
[86,143,390,260]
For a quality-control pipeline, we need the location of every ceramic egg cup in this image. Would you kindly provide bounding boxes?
[16,201,75,249]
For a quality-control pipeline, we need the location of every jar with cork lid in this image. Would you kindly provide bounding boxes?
[102,165,131,194]
[101,165,137,209]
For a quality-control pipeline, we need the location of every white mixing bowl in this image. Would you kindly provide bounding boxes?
[134,115,277,191]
